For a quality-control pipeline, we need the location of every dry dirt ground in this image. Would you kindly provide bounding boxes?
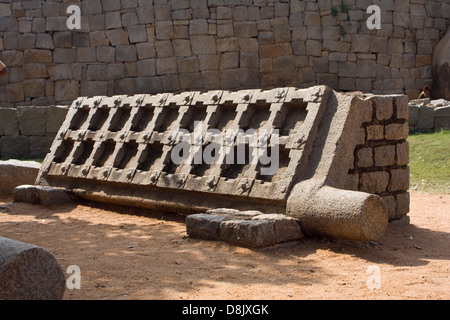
[0,192,448,300]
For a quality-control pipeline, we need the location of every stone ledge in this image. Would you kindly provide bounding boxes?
[409,100,450,131]
[0,236,65,300]
[186,208,303,248]
[0,160,41,195]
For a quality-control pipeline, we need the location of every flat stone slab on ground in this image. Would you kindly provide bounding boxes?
[418,105,435,129]
[13,185,73,206]
[186,208,303,248]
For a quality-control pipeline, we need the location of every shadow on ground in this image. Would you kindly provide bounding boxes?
[0,195,448,299]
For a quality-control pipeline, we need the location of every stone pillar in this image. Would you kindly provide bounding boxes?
[287,185,388,241]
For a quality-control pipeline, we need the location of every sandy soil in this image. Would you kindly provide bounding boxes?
[0,192,448,300]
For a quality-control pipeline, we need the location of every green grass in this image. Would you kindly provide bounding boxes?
[408,130,450,194]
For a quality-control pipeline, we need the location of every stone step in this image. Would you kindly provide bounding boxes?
[186,208,303,248]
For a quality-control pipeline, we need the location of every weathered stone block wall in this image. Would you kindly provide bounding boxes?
[0,159,41,194]
[347,94,410,221]
[409,101,450,131]
[0,0,449,108]
[0,106,68,159]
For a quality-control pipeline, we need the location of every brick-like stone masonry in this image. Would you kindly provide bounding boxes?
[408,99,450,131]
[35,85,410,243]
[0,106,68,159]
[346,95,410,221]
[0,0,449,108]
